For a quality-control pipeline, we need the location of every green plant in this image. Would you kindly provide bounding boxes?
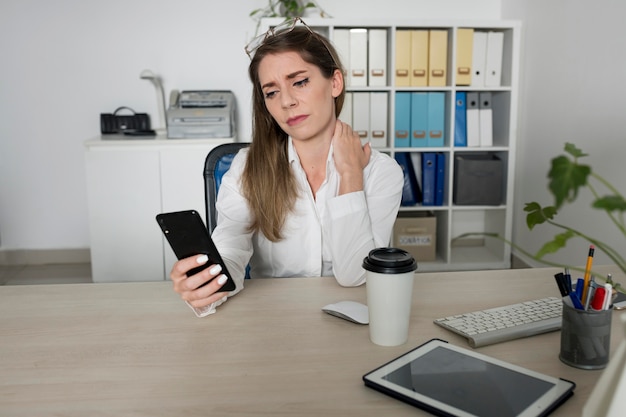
[458,143,626,291]
[249,1,329,37]
[250,0,316,20]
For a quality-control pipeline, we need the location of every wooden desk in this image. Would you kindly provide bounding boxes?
[1,267,624,416]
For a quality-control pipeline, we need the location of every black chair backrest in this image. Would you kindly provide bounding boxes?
[203,142,250,233]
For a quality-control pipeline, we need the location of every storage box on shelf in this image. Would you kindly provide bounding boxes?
[262,18,521,271]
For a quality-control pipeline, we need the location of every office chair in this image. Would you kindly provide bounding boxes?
[203,142,250,234]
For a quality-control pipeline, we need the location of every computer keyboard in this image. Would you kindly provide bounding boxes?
[434,297,562,348]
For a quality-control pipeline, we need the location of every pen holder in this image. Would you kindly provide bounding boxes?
[559,301,612,370]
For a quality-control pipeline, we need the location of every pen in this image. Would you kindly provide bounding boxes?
[575,278,585,300]
[553,272,568,297]
[564,268,572,293]
[591,287,607,311]
[582,245,595,304]
[569,292,585,310]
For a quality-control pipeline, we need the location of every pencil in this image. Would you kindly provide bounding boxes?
[582,245,595,304]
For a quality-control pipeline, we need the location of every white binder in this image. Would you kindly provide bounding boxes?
[466,92,480,147]
[369,92,388,148]
[352,92,370,144]
[471,31,487,87]
[333,29,351,85]
[349,29,368,87]
[368,29,387,87]
[340,92,353,128]
[478,92,493,147]
[485,31,504,87]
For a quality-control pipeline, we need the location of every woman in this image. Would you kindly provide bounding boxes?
[171,19,404,316]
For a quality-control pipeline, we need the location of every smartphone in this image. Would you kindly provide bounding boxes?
[155,210,236,292]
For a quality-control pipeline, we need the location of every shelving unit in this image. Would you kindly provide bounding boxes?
[264,18,522,272]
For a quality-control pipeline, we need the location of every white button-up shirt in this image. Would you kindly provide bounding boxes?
[212,138,403,294]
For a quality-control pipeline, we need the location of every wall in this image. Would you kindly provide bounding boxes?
[0,0,500,256]
[502,0,626,269]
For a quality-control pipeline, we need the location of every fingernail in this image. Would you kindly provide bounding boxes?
[196,254,208,264]
[217,274,228,285]
[209,264,222,275]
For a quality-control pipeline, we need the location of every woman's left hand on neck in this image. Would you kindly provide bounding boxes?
[331,120,371,195]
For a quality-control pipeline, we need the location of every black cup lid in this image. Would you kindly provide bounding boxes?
[362,247,418,274]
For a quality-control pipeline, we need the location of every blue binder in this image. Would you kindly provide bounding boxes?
[421,152,437,206]
[394,93,411,148]
[410,92,428,147]
[427,92,445,147]
[435,152,446,206]
[454,92,467,147]
[394,152,421,206]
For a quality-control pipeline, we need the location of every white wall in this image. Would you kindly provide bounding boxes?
[502,0,626,269]
[0,0,500,253]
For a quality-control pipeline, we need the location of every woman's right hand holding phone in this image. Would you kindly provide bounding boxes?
[170,254,229,309]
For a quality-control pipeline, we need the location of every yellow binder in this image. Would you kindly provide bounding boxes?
[428,30,448,87]
[456,28,473,86]
[410,30,429,87]
[395,30,411,87]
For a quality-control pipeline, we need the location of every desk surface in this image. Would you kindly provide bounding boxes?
[1,266,624,417]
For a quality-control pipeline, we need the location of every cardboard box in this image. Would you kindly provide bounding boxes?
[393,215,437,262]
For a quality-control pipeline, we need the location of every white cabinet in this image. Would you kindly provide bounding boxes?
[264,18,522,271]
[85,135,233,282]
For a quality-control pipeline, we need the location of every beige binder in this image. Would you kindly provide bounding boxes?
[428,30,448,87]
[410,30,429,87]
[368,29,387,87]
[395,30,411,87]
[455,28,474,86]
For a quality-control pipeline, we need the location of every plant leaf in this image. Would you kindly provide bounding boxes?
[593,195,626,212]
[535,230,576,258]
[564,142,588,158]
[548,155,590,209]
[524,202,557,229]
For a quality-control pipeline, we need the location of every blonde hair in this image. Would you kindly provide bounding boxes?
[243,26,345,241]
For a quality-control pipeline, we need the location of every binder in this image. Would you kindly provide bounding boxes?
[394,152,421,206]
[368,29,387,87]
[479,92,493,147]
[466,92,480,147]
[455,28,474,86]
[454,92,467,147]
[410,30,429,87]
[333,29,351,85]
[349,29,368,87]
[410,152,422,189]
[352,92,370,144]
[394,92,411,148]
[428,30,448,87]
[485,31,504,87]
[340,91,353,127]
[427,92,445,147]
[395,30,411,87]
[369,92,388,148]
[435,152,446,206]
[421,152,437,206]
[410,92,428,148]
[471,31,487,87]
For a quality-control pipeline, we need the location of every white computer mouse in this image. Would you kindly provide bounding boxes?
[322,301,369,325]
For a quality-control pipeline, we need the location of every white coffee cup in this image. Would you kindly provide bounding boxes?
[362,248,418,346]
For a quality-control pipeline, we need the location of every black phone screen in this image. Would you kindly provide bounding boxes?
[156,210,236,292]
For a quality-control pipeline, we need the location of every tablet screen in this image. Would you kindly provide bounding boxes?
[364,339,575,417]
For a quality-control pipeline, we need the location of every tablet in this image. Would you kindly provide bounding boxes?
[363,339,575,417]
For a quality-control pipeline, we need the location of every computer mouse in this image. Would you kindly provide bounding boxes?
[322,301,369,325]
